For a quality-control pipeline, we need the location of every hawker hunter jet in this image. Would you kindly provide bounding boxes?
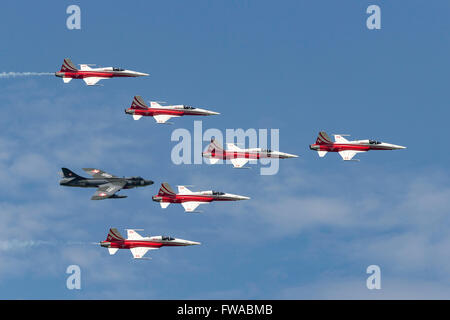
[309,131,406,161]
[59,168,153,200]
[55,58,148,86]
[202,138,298,168]
[100,228,200,260]
[152,183,250,212]
[125,95,220,124]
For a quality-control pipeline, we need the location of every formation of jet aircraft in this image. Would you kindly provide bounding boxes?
[125,95,220,124]
[100,228,200,259]
[53,58,407,260]
[152,183,250,212]
[59,168,153,200]
[55,58,148,86]
[202,138,298,168]
[309,131,406,161]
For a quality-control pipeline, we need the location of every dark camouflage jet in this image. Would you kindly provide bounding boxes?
[59,168,153,200]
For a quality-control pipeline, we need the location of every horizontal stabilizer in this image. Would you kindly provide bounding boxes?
[108,248,119,255]
[208,158,220,165]
[317,151,328,157]
[160,202,170,209]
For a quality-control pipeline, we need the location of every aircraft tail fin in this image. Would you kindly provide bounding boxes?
[206,138,224,153]
[158,183,176,196]
[131,96,149,110]
[60,58,78,72]
[316,131,333,145]
[61,168,83,179]
[106,228,125,242]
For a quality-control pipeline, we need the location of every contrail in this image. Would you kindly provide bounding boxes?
[0,72,53,78]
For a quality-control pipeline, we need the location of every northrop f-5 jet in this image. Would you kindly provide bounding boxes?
[152,183,250,212]
[309,131,406,161]
[202,138,298,168]
[55,58,148,86]
[100,228,200,260]
[125,96,220,124]
[59,168,153,200]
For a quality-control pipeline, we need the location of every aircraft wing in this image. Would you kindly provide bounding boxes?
[338,150,364,161]
[230,158,249,168]
[130,247,157,259]
[127,229,144,240]
[153,115,179,124]
[334,135,349,143]
[83,77,108,86]
[91,181,126,200]
[182,201,204,212]
[226,143,243,152]
[177,186,193,194]
[83,168,118,179]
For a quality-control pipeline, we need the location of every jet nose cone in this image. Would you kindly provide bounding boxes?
[137,72,149,77]
[190,241,201,246]
[144,180,154,186]
[238,195,251,200]
[209,111,220,115]
[284,153,299,158]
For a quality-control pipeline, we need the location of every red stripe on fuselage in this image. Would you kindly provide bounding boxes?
[108,240,186,249]
[61,71,136,79]
[129,108,210,117]
[311,143,393,152]
[158,195,235,203]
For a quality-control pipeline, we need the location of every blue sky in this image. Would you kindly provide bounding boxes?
[0,0,450,299]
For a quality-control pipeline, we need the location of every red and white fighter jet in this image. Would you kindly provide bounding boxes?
[125,96,220,124]
[152,183,250,212]
[55,58,148,86]
[309,131,406,161]
[202,138,298,168]
[100,228,200,259]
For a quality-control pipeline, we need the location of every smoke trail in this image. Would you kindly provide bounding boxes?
[0,72,54,78]
[0,240,98,251]
[0,240,56,251]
